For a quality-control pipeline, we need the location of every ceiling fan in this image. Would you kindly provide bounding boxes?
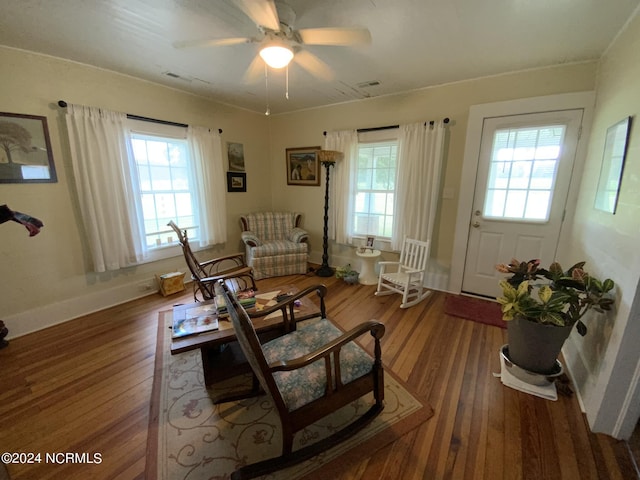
[173,0,371,84]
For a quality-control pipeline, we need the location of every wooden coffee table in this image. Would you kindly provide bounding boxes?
[170,285,320,387]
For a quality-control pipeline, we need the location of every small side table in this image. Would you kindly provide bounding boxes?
[355,249,381,285]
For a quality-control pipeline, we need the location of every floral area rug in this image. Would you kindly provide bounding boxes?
[147,311,434,480]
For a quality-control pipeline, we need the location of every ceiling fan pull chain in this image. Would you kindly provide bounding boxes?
[264,63,270,116]
[286,65,289,100]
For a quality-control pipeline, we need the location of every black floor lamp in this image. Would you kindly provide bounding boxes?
[316,150,342,277]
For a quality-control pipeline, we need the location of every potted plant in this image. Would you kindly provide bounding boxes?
[335,264,360,284]
[495,259,615,375]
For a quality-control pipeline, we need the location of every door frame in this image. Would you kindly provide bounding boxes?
[461,109,585,297]
[449,91,596,294]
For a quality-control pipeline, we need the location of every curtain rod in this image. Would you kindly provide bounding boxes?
[323,117,450,135]
[57,100,223,134]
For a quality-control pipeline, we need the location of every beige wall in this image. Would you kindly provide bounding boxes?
[0,46,270,337]
[0,47,601,339]
[562,11,640,437]
[268,63,598,271]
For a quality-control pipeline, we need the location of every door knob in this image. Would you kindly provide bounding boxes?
[472,221,480,228]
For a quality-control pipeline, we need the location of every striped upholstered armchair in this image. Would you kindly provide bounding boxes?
[240,212,309,279]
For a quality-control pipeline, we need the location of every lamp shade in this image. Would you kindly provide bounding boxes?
[259,44,294,69]
[317,150,343,164]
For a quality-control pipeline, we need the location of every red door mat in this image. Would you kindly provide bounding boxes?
[444,294,507,329]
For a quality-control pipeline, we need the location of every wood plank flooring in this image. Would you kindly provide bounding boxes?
[0,271,637,479]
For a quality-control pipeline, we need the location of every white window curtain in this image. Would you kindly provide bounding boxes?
[65,104,145,272]
[392,121,446,250]
[188,126,227,247]
[323,130,358,244]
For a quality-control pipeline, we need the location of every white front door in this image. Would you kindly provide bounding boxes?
[461,110,583,297]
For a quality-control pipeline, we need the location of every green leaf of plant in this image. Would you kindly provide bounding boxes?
[499,279,516,296]
[538,285,552,303]
[603,279,615,292]
[548,262,563,279]
[590,277,603,292]
[568,261,586,273]
[543,311,566,326]
[516,280,529,297]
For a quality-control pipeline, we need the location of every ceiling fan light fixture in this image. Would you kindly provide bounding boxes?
[259,44,294,69]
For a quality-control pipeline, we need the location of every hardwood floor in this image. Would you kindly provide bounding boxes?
[0,271,637,479]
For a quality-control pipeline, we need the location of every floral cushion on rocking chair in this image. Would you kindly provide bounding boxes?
[262,319,375,411]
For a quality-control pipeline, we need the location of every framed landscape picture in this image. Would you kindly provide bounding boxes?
[227,171,246,192]
[286,146,321,186]
[0,112,57,183]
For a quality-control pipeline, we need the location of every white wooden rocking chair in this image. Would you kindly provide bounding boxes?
[375,237,432,308]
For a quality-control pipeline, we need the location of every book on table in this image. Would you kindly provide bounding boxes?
[172,303,218,338]
[215,289,256,316]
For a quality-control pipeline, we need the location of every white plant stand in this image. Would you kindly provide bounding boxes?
[356,249,381,285]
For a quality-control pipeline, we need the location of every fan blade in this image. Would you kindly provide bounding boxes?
[173,37,252,49]
[293,50,334,81]
[235,0,280,30]
[243,55,265,84]
[298,27,372,46]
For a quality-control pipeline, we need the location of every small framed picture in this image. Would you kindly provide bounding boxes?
[286,146,321,186]
[227,171,246,192]
[366,236,375,248]
[0,111,57,183]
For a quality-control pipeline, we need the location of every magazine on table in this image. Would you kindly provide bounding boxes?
[215,289,256,314]
[172,304,218,338]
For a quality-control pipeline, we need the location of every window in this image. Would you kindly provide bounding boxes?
[484,125,566,222]
[64,106,226,272]
[353,141,398,238]
[129,128,198,249]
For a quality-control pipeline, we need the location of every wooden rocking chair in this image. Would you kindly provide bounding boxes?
[216,280,385,479]
[375,236,432,308]
[168,221,256,300]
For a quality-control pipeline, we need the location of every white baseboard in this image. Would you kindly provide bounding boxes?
[4,255,449,340]
[4,283,160,340]
[424,263,450,291]
[561,337,588,414]
[310,250,450,292]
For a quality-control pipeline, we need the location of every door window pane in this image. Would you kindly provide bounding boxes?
[508,161,532,189]
[530,160,557,189]
[483,125,565,221]
[504,190,526,217]
[525,191,551,219]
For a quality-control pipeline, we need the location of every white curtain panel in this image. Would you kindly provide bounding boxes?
[188,126,227,247]
[65,104,145,272]
[324,130,358,244]
[393,121,446,250]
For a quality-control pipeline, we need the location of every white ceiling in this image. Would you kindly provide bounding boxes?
[1,0,638,115]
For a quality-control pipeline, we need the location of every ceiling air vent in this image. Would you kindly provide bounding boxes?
[356,80,381,88]
[163,71,193,83]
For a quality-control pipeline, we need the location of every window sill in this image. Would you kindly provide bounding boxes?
[140,244,181,264]
[349,235,395,253]
[141,239,210,265]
